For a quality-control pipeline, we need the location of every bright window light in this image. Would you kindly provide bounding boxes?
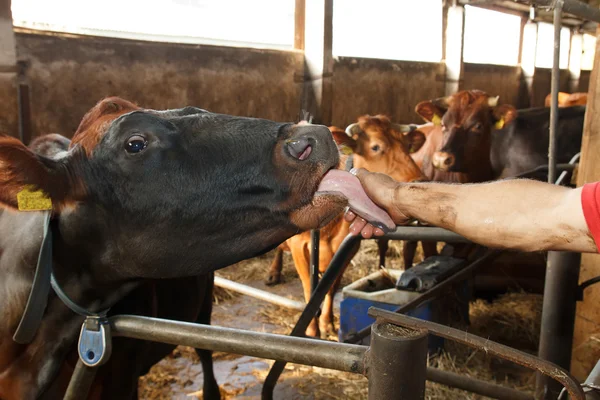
[333,0,442,62]
[535,23,571,69]
[582,33,596,71]
[463,6,521,66]
[11,0,295,49]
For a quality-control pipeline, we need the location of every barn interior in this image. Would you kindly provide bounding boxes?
[3,0,600,399]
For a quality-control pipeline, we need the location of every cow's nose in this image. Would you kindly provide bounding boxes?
[286,137,313,161]
[432,151,455,170]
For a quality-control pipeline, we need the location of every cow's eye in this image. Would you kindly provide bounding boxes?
[472,122,483,131]
[371,144,380,152]
[125,135,148,154]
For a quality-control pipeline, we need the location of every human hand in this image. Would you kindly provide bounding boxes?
[344,168,412,238]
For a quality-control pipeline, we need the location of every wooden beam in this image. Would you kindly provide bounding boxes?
[572,25,600,381]
[444,4,465,96]
[0,0,15,69]
[294,0,305,51]
[300,0,333,125]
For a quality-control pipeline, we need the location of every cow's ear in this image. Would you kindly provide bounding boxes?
[0,137,83,211]
[492,105,517,130]
[415,101,446,125]
[404,130,426,154]
[329,127,356,155]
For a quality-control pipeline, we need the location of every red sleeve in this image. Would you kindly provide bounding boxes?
[582,182,600,251]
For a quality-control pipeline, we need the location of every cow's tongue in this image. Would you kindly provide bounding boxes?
[316,169,396,232]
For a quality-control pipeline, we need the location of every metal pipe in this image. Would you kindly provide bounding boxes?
[371,308,585,400]
[548,0,563,184]
[381,226,472,243]
[262,234,361,399]
[213,276,305,311]
[310,229,320,294]
[531,0,600,23]
[583,359,600,399]
[535,251,581,399]
[344,249,502,344]
[556,152,580,186]
[17,83,31,145]
[63,359,98,400]
[110,315,367,374]
[426,368,534,400]
[368,322,428,400]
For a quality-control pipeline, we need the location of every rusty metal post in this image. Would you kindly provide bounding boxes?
[368,321,428,400]
[536,251,581,399]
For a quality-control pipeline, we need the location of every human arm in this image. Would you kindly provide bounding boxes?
[345,168,598,253]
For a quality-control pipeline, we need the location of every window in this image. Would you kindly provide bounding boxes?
[332,0,442,62]
[463,6,521,66]
[582,33,596,71]
[12,0,295,49]
[535,23,571,69]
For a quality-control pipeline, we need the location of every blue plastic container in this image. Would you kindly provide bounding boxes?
[339,269,454,352]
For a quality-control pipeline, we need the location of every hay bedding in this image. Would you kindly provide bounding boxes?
[139,241,541,399]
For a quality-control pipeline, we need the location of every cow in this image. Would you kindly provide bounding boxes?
[490,105,585,180]
[544,92,588,108]
[265,116,426,338]
[0,97,347,400]
[414,90,517,181]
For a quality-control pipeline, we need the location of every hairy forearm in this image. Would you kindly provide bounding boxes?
[395,179,596,253]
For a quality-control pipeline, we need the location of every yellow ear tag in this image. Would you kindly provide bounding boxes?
[339,145,353,155]
[432,114,442,126]
[17,186,52,211]
[494,118,505,130]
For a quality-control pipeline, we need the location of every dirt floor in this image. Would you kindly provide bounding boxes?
[138,241,541,399]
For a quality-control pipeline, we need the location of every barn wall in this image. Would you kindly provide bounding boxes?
[331,57,445,126]
[12,31,304,139]
[462,63,522,108]
[531,68,571,107]
[579,70,591,93]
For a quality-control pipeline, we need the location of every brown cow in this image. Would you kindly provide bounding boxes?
[415,90,517,181]
[544,91,588,108]
[267,116,426,338]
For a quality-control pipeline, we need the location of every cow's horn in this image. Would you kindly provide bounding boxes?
[345,123,362,137]
[488,96,499,107]
[391,123,415,133]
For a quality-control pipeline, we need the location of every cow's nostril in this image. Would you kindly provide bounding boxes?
[287,138,313,161]
[444,156,454,166]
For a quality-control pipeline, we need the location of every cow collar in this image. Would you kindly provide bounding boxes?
[13,211,109,344]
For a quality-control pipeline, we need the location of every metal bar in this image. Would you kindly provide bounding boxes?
[17,83,31,145]
[110,315,367,374]
[310,229,320,294]
[527,0,600,23]
[370,308,585,400]
[213,276,305,311]
[426,368,534,400]
[583,359,600,399]
[63,359,98,400]
[556,152,580,186]
[536,251,581,399]
[548,0,563,184]
[344,249,502,344]
[262,234,361,399]
[368,322,428,400]
[381,225,472,243]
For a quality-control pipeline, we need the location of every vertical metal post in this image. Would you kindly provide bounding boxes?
[536,252,581,399]
[262,234,361,399]
[368,322,428,400]
[63,359,98,400]
[310,229,320,294]
[17,82,32,145]
[548,0,562,184]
